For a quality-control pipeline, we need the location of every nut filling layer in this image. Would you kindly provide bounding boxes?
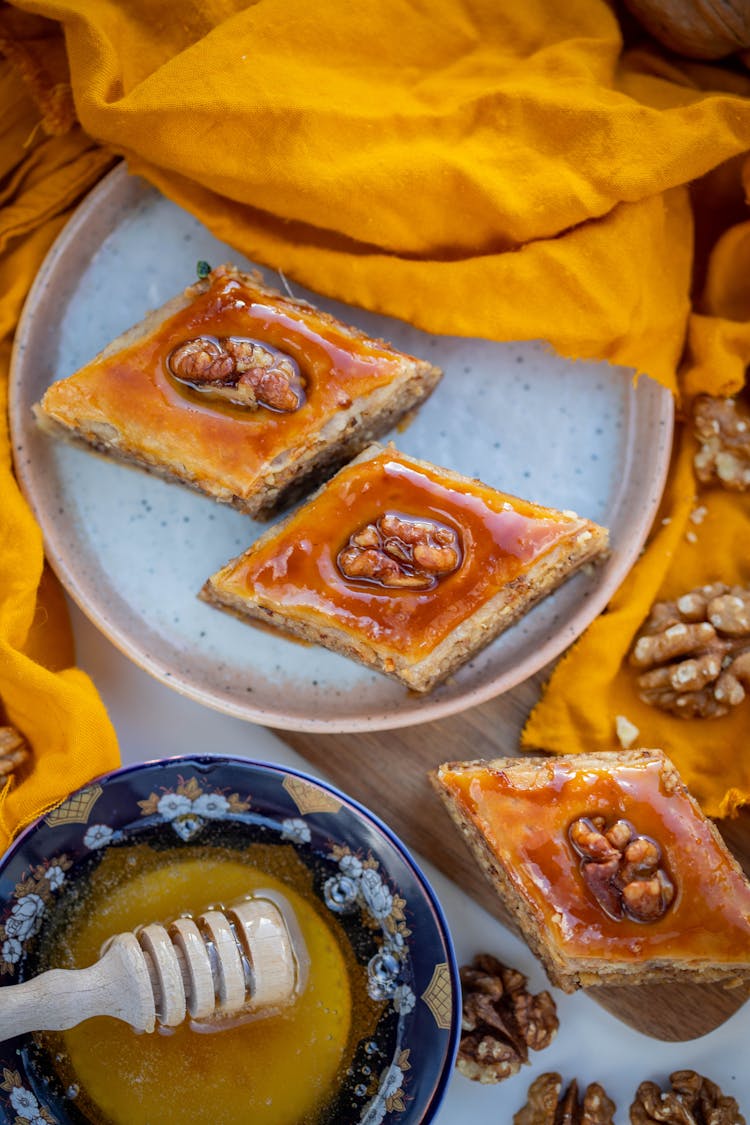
[337,513,461,590]
[569,816,675,923]
[168,335,305,413]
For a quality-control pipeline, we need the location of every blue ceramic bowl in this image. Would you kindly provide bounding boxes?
[0,755,459,1124]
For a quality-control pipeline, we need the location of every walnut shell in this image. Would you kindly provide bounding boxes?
[622,0,750,59]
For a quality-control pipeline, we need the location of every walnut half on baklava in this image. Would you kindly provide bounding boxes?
[200,443,609,691]
[33,265,442,518]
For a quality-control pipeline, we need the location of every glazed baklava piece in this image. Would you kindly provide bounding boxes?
[433,750,750,991]
[34,265,442,517]
[201,443,609,691]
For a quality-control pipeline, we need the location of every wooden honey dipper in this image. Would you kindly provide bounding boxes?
[0,893,307,1041]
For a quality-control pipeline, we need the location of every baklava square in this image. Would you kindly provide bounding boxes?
[433,750,750,991]
[201,443,609,691]
[34,265,442,517]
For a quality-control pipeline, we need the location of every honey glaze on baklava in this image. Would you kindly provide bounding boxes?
[34,266,442,517]
[434,750,750,990]
[222,454,582,654]
[202,444,609,691]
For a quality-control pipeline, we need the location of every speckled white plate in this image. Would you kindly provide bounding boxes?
[10,164,672,732]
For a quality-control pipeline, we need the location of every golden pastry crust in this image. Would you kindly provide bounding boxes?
[432,750,750,992]
[34,266,442,518]
[201,443,609,692]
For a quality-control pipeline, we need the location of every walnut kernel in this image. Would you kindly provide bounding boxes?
[630,583,750,718]
[168,336,304,412]
[569,816,674,923]
[457,954,558,1084]
[0,726,29,777]
[338,514,461,591]
[514,1073,616,1125]
[693,394,750,492]
[630,1070,745,1124]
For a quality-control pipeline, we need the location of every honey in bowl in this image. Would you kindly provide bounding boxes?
[28,842,383,1125]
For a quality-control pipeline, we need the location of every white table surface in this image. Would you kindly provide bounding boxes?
[69,598,750,1122]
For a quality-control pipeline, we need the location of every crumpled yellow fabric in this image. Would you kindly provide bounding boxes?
[0,11,118,852]
[524,160,750,819]
[2,0,750,829]
[9,0,750,392]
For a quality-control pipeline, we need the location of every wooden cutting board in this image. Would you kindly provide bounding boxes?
[277,665,750,1042]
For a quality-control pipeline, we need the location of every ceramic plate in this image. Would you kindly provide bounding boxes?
[10,164,673,731]
[0,755,459,1125]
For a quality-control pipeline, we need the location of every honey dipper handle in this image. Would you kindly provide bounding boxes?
[0,933,156,1042]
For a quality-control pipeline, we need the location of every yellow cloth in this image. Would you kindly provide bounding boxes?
[0,14,118,851]
[524,169,750,819]
[2,0,750,827]
[9,0,750,392]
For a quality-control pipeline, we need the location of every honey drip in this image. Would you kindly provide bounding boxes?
[225,450,584,658]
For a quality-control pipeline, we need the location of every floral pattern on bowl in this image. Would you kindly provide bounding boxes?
[0,857,73,976]
[0,756,459,1125]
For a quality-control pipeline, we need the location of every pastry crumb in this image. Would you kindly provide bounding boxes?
[615,714,640,749]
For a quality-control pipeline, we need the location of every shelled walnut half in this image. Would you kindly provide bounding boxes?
[338,513,461,590]
[168,335,305,413]
[457,954,558,1084]
[630,583,750,718]
[0,726,29,777]
[569,815,674,923]
[631,1070,745,1125]
[514,1073,616,1125]
[693,394,750,491]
